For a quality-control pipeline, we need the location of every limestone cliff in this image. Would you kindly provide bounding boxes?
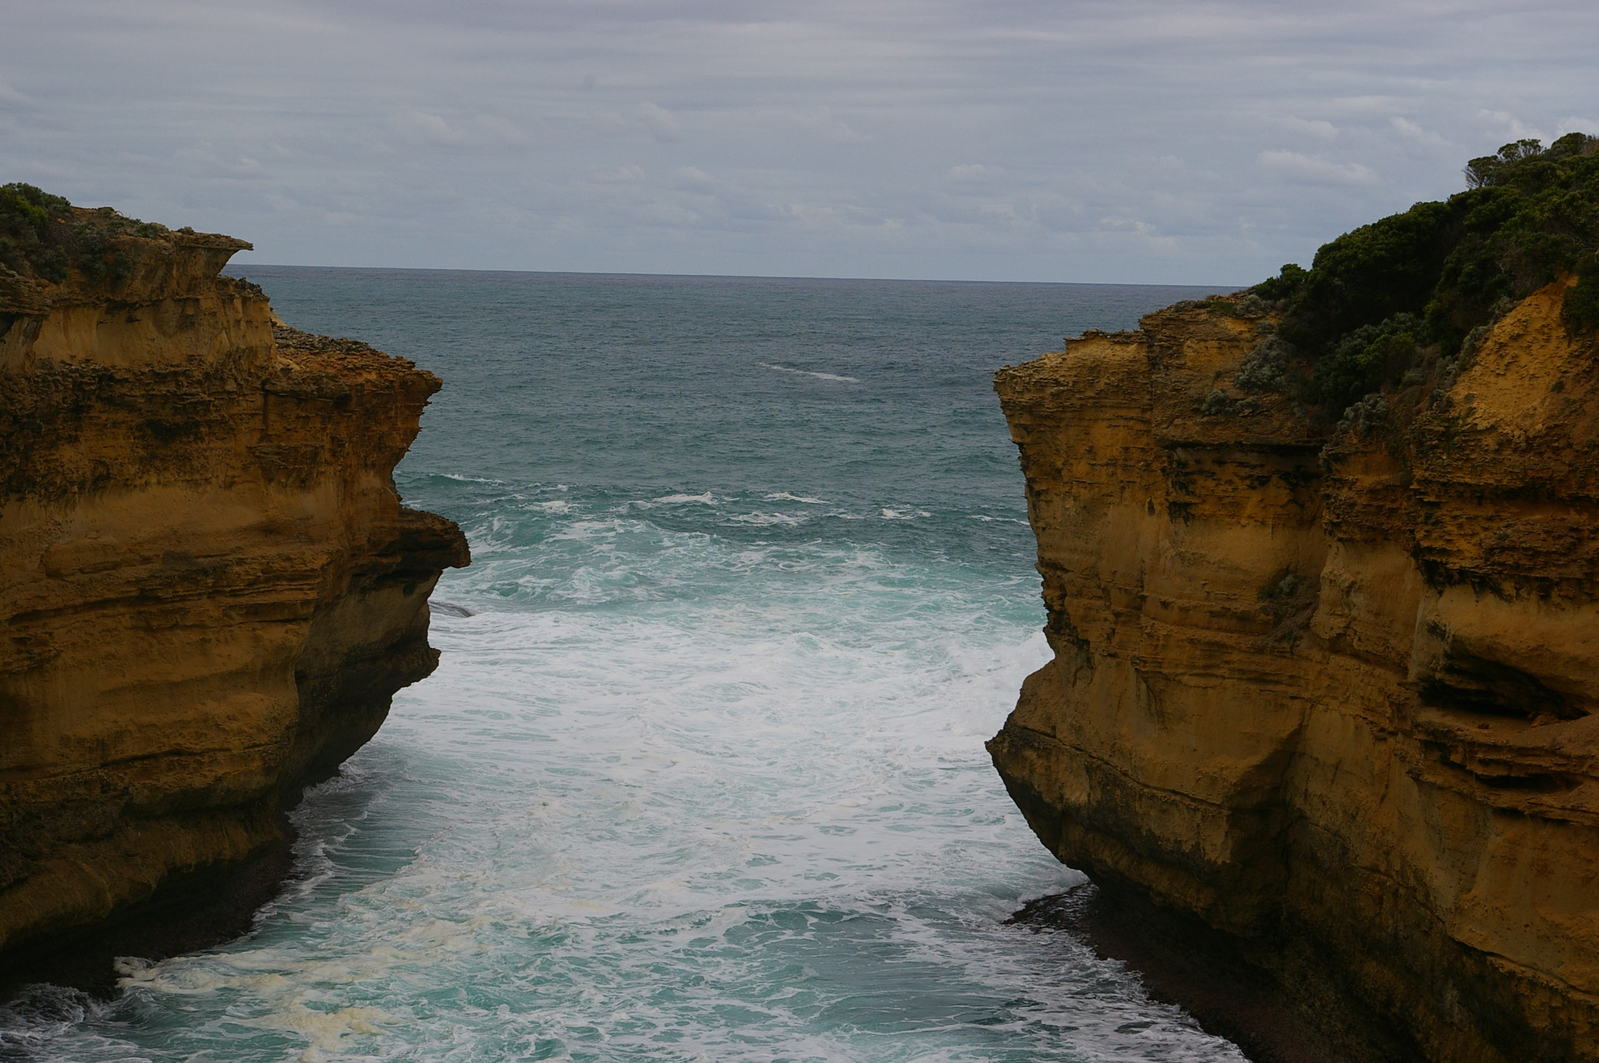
[0,194,468,985]
[990,279,1599,1061]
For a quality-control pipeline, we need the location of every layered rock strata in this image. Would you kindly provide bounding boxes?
[991,283,1599,1062]
[0,217,467,985]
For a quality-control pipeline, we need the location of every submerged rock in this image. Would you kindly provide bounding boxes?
[0,190,468,987]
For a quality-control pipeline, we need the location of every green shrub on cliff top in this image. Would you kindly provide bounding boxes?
[0,185,170,286]
[1312,314,1423,411]
[1254,134,1599,412]
[0,183,73,282]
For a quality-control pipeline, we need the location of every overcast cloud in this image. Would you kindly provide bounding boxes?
[3,0,1595,283]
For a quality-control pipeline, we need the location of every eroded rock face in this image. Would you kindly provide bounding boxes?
[0,220,468,983]
[991,283,1599,1063]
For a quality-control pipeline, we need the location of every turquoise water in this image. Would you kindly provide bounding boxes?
[1,269,1248,1062]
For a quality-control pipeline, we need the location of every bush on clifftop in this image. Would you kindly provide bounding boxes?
[0,184,171,287]
[0,183,73,282]
[1253,133,1599,412]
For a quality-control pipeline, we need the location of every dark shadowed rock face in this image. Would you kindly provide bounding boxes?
[0,206,467,988]
[992,285,1599,1063]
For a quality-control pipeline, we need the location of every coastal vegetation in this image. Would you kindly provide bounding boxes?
[1251,133,1599,411]
[0,183,171,286]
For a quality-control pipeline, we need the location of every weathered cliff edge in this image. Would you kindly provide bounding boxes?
[991,283,1599,1062]
[0,210,468,985]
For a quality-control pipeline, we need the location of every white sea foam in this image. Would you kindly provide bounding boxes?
[729,511,808,526]
[759,362,861,383]
[644,491,720,506]
[438,472,509,485]
[764,492,830,505]
[69,526,1224,1063]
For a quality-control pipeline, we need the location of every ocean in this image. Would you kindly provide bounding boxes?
[0,268,1248,1062]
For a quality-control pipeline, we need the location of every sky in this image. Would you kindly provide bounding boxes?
[2,0,1595,284]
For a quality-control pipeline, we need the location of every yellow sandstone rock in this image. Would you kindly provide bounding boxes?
[0,216,467,984]
[991,283,1599,1062]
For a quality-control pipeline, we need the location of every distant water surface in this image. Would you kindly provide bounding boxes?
[0,269,1248,1062]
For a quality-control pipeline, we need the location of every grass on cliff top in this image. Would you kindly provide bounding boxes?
[0,183,185,287]
[1251,133,1599,412]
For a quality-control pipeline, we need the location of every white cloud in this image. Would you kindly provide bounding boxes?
[471,114,526,146]
[1094,215,1180,254]
[670,166,716,192]
[173,146,265,178]
[788,107,869,145]
[392,109,466,146]
[1556,115,1599,138]
[1277,116,1338,140]
[639,101,681,143]
[588,164,646,184]
[1323,96,1404,117]
[1475,112,1599,155]
[1472,111,1599,156]
[1476,109,1550,144]
[1257,150,1378,186]
[1390,116,1450,148]
[0,77,34,106]
[390,109,525,149]
[946,163,1004,182]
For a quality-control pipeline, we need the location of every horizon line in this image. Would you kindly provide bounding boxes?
[223,259,1247,291]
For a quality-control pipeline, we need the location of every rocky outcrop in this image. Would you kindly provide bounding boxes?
[0,208,467,986]
[990,282,1599,1062]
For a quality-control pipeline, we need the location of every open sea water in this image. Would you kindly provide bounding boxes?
[1,269,1247,1063]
